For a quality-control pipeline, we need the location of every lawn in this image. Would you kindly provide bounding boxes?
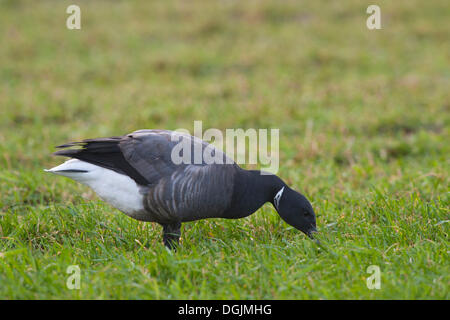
[0,0,448,299]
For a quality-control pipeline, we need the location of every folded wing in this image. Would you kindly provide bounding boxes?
[53,129,233,187]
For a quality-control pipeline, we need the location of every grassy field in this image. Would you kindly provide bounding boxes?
[0,0,448,299]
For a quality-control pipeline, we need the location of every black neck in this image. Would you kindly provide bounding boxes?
[223,167,286,218]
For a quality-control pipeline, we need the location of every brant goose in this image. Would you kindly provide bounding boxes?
[46,130,317,248]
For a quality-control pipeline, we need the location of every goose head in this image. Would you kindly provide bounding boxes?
[273,186,317,238]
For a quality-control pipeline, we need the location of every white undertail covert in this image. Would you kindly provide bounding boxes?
[46,159,145,217]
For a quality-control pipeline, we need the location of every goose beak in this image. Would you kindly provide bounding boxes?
[308,226,317,235]
[307,227,318,239]
[308,228,322,245]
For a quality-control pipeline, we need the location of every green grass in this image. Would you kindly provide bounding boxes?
[0,0,449,299]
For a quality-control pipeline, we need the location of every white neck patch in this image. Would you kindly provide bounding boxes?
[273,186,285,210]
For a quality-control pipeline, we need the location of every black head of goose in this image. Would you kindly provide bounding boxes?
[46,129,317,248]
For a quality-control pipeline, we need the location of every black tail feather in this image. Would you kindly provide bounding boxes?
[53,137,149,185]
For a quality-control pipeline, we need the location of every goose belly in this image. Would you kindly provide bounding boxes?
[83,168,149,221]
[144,165,235,223]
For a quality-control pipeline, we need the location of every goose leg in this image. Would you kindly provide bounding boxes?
[162,222,181,249]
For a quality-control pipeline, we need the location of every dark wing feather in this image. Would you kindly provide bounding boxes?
[53,129,234,187]
[53,136,150,185]
[118,130,180,184]
[118,129,234,185]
